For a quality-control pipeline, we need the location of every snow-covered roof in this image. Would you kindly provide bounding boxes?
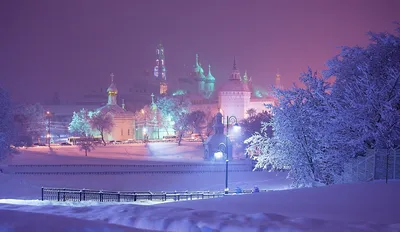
[96,104,133,117]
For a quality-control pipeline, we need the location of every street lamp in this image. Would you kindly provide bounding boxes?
[214,142,229,194]
[224,115,240,194]
[46,111,52,147]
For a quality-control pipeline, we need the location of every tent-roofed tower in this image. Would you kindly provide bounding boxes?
[275,69,282,89]
[218,57,251,121]
[154,43,167,95]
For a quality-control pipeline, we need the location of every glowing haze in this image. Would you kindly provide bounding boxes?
[1,0,399,103]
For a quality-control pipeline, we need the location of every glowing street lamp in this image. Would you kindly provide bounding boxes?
[45,111,52,147]
[214,142,229,194]
[223,115,241,194]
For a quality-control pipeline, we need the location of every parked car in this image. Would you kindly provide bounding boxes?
[33,143,47,146]
[162,135,177,142]
[60,142,72,146]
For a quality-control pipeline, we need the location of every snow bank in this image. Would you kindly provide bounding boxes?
[161,181,400,225]
[0,198,396,232]
[0,208,154,232]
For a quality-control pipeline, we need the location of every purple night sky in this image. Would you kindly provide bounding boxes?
[1,0,399,103]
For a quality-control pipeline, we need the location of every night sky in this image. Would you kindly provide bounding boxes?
[1,0,399,104]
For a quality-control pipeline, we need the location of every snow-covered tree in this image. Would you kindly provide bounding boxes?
[237,111,272,155]
[79,135,95,156]
[246,69,346,187]
[89,111,114,146]
[246,108,257,118]
[246,26,400,187]
[13,103,46,145]
[325,27,400,152]
[187,110,206,143]
[68,109,92,136]
[204,111,215,137]
[156,96,191,145]
[0,87,13,162]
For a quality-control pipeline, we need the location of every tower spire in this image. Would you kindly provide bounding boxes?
[107,73,118,105]
[196,54,199,66]
[233,56,237,70]
[275,69,281,89]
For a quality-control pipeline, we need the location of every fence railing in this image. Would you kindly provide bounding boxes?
[41,187,227,202]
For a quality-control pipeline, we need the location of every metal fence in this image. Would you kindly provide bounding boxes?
[342,149,400,183]
[41,187,226,202]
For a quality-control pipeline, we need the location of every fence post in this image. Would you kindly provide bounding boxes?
[41,187,44,201]
[117,192,120,202]
[79,191,82,201]
[83,189,86,201]
[63,188,66,201]
[57,191,60,201]
[100,191,103,202]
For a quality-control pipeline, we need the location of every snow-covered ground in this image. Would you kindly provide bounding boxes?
[1,182,399,231]
[1,143,399,231]
[8,142,205,164]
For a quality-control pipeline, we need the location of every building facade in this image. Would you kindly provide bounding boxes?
[95,73,135,142]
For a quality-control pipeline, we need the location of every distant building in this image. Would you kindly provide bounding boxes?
[43,43,282,140]
[95,73,134,142]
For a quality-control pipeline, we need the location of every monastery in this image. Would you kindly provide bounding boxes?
[43,44,281,142]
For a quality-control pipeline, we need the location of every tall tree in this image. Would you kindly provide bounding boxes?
[13,103,46,145]
[187,110,206,143]
[156,96,191,145]
[0,87,14,162]
[246,69,344,187]
[89,111,114,146]
[238,111,272,155]
[68,109,92,136]
[246,108,257,118]
[204,111,215,137]
[325,27,400,152]
[246,26,400,187]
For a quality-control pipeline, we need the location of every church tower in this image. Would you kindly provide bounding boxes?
[154,43,167,95]
[218,57,251,121]
[275,70,282,89]
[107,73,118,105]
[193,54,206,96]
[204,64,215,98]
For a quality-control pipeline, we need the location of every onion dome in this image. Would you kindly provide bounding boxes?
[107,73,118,94]
[206,64,215,82]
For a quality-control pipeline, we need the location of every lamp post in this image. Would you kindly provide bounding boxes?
[224,115,240,194]
[216,142,229,194]
[46,111,52,147]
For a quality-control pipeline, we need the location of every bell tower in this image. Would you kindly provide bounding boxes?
[154,43,167,95]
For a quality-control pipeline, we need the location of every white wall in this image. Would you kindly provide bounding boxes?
[106,116,134,141]
[248,98,275,115]
[219,91,251,121]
